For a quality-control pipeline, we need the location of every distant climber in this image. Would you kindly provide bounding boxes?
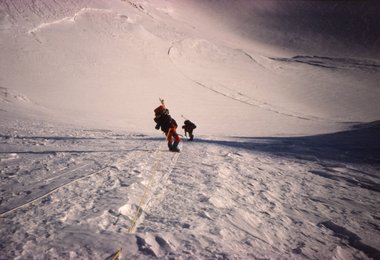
[182,120,197,141]
[154,99,181,152]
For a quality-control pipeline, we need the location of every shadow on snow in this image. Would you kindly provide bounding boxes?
[142,122,380,195]
[193,121,380,166]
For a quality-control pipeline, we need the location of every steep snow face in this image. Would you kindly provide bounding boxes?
[179,0,380,59]
[0,0,379,137]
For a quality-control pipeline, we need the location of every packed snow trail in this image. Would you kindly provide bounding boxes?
[125,139,181,233]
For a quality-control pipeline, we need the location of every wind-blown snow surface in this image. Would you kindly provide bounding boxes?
[1,119,380,259]
[1,0,380,259]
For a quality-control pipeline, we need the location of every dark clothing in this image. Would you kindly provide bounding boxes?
[182,120,196,131]
[182,120,196,141]
[154,114,174,134]
[154,109,180,152]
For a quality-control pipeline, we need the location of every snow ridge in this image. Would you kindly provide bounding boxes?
[271,55,380,71]
[28,8,113,34]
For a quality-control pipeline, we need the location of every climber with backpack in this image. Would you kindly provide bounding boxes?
[182,120,197,141]
[154,99,181,152]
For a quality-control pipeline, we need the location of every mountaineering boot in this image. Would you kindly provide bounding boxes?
[168,143,173,151]
[170,141,180,152]
[170,147,180,152]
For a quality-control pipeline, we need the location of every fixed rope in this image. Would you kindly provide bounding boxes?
[113,124,180,258]
[110,248,122,260]
[110,140,166,259]
[126,134,169,233]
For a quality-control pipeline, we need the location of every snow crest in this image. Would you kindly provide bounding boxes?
[28,8,114,34]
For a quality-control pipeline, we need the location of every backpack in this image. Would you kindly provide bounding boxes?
[183,120,196,130]
[154,105,169,117]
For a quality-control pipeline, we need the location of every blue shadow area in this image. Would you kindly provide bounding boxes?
[170,121,380,165]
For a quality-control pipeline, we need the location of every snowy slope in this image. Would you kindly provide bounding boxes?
[1,0,380,259]
[1,120,379,259]
[1,0,379,136]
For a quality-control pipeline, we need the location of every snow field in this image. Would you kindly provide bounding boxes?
[1,118,380,259]
[1,0,380,258]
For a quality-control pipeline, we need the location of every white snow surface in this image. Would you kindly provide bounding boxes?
[1,0,380,259]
